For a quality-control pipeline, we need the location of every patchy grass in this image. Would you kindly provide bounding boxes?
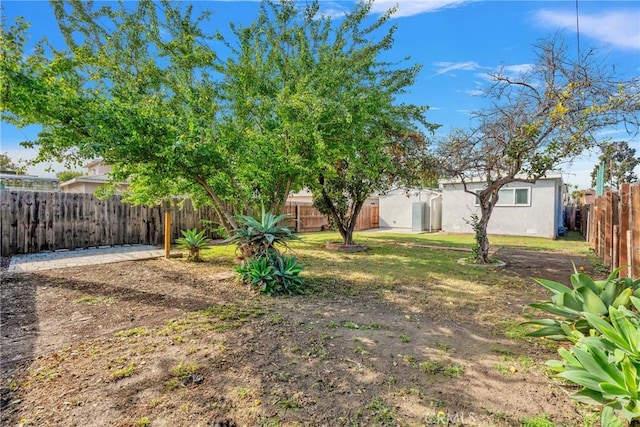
[111,363,136,381]
[74,295,116,305]
[350,229,589,254]
[3,231,592,426]
[114,328,149,338]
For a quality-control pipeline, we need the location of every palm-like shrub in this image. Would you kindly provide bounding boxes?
[176,228,208,262]
[227,209,304,296]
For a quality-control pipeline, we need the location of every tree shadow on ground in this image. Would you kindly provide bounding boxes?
[0,273,39,413]
[0,249,587,426]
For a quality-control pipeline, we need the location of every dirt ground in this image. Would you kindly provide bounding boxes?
[1,247,599,426]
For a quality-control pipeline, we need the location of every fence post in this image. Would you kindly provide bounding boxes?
[631,185,640,278]
[164,211,171,259]
[619,184,630,277]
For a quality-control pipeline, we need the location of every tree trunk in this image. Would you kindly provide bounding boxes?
[271,179,292,215]
[319,186,350,244]
[475,207,491,263]
[343,198,365,246]
[475,192,497,264]
[194,176,238,233]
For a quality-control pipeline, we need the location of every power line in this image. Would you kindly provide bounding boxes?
[575,0,581,60]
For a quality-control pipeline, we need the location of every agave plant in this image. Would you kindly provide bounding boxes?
[228,208,304,296]
[235,254,304,296]
[545,300,640,425]
[226,209,298,260]
[525,266,640,341]
[176,228,208,262]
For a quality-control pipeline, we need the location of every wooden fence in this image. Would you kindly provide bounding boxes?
[282,202,379,233]
[0,191,217,255]
[582,183,640,278]
[1,192,381,256]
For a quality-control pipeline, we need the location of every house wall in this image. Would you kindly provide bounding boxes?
[441,179,561,238]
[87,162,113,176]
[61,182,102,194]
[379,189,441,230]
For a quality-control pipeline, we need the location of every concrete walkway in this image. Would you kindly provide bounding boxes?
[6,245,166,273]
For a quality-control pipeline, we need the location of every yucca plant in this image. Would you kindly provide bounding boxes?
[176,228,208,262]
[525,266,640,341]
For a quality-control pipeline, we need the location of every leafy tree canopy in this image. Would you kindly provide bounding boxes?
[56,170,85,182]
[590,141,639,190]
[1,0,436,239]
[0,153,26,174]
[218,1,437,245]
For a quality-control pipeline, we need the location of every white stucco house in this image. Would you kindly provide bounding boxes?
[439,174,564,239]
[59,160,129,194]
[378,188,442,232]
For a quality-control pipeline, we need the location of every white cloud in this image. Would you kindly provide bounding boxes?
[535,9,640,51]
[432,61,482,76]
[370,0,475,18]
[501,63,534,75]
[465,89,484,96]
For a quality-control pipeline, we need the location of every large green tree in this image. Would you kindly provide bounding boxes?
[590,141,639,190]
[438,37,639,263]
[0,153,26,174]
[2,1,247,232]
[220,1,436,245]
[2,1,434,240]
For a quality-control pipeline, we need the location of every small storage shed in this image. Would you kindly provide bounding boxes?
[378,188,442,232]
[439,174,564,238]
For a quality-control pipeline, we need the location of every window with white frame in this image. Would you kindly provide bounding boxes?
[474,187,530,206]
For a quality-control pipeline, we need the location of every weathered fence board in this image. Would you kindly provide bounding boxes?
[631,184,640,278]
[0,191,218,255]
[1,191,381,256]
[584,183,640,277]
[282,202,379,233]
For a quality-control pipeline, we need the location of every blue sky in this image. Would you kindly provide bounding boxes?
[1,0,639,189]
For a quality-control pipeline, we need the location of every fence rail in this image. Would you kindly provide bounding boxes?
[0,191,216,255]
[582,183,640,278]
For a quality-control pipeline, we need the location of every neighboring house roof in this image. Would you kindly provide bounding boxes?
[59,160,128,193]
[84,159,103,169]
[59,176,128,189]
[0,174,60,192]
[439,173,563,186]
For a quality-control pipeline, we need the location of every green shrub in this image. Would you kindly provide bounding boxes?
[228,209,304,296]
[227,209,298,260]
[546,303,640,425]
[528,270,640,426]
[525,266,640,341]
[176,228,208,261]
[236,253,304,296]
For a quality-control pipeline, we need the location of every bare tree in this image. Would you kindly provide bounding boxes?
[438,36,639,263]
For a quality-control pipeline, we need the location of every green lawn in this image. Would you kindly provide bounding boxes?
[293,229,590,255]
[199,229,590,298]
